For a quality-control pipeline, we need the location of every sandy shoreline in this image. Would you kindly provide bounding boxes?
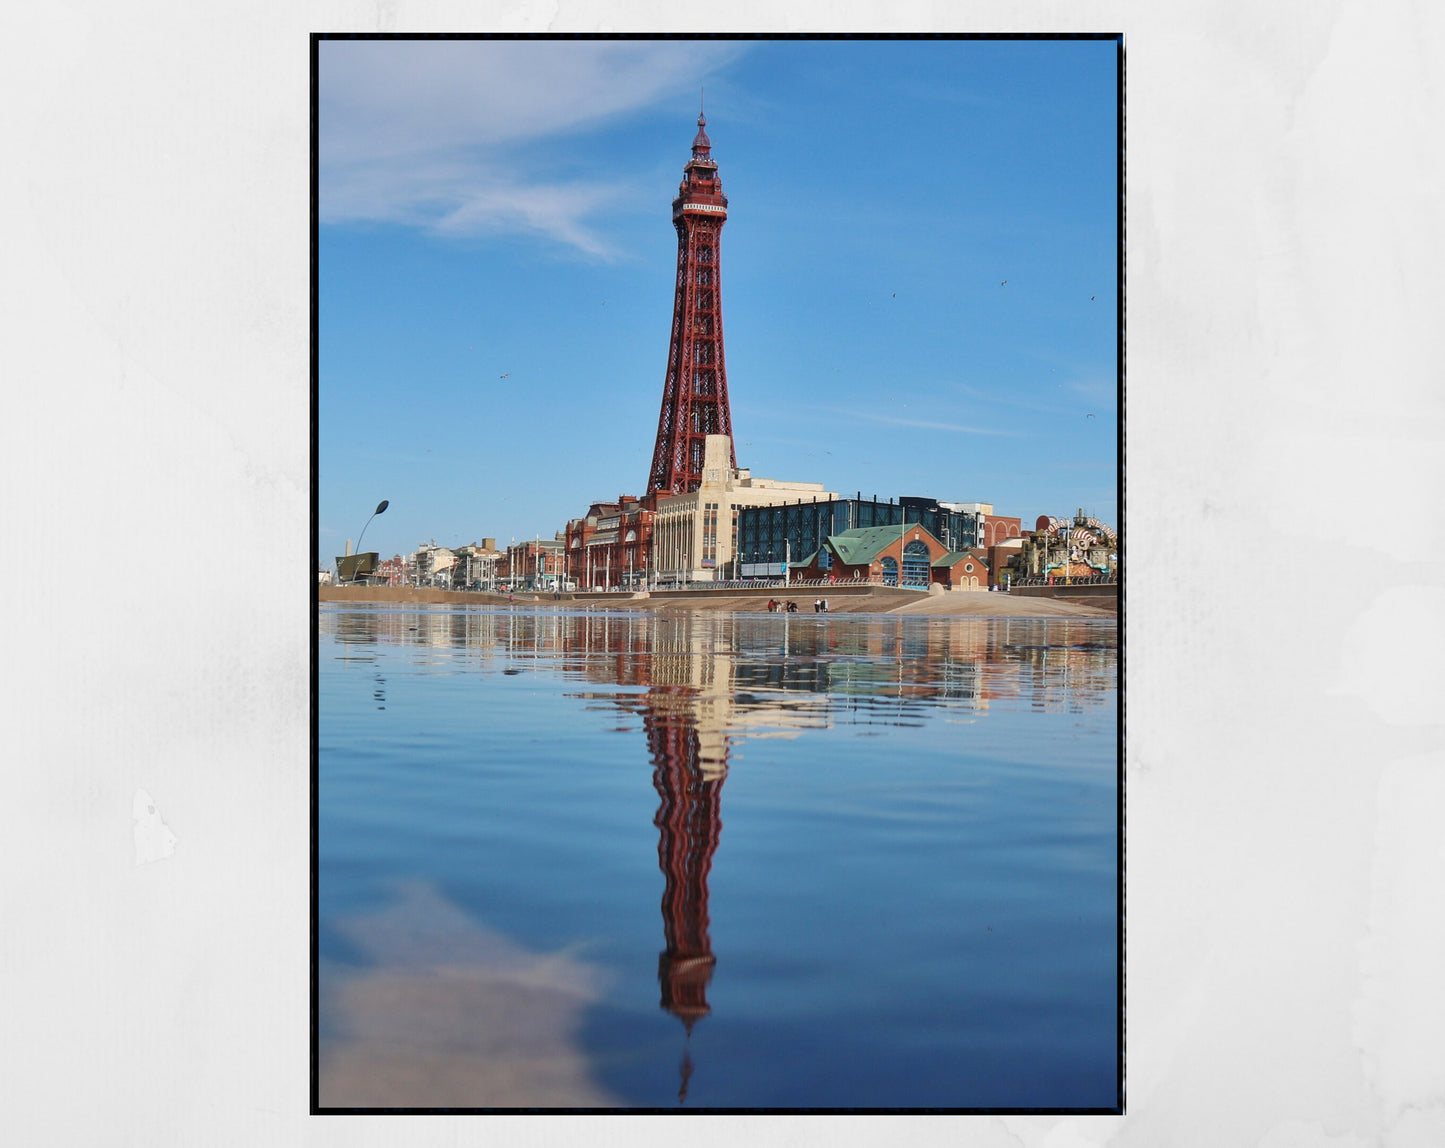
[318,584,1115,618]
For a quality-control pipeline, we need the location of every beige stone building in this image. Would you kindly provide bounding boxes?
[650,435,838,583]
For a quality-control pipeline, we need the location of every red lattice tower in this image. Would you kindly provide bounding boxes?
[647,109,737,496]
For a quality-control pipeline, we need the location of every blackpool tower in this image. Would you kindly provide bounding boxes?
[647,108,737,496]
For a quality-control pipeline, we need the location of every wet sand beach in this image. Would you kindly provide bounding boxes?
[319,584,1115,618]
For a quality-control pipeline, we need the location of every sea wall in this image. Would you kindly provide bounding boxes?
[1008,583,1119,601]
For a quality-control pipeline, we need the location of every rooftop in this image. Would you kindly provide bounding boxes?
[824,524,938,566]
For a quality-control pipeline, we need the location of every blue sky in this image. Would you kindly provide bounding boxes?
[318,37,1118,561]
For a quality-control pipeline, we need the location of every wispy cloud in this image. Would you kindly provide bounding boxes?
[319,40,747,257]
[322,156,635,258]
[828,407,1017,436]
[949,381,1070,416]
[1061,376,1119,409]
[950,379,1117,418]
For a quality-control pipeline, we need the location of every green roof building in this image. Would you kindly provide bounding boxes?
[737,496,980,579]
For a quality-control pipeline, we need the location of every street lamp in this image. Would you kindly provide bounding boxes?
[890,503,901,587]
[356,499,389,552]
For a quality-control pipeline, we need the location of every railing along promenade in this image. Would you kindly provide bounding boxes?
[645,577,921,593]
[1009,573,1118,588]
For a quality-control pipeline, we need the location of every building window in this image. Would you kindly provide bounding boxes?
[703,502,719,566]
[902,540,931,587]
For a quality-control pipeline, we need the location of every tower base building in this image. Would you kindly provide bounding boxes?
[650,436,837,585]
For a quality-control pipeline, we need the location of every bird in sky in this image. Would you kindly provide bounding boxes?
[1000,280,1007,286]
[1090,295,1096,300]
[1086,413,1096,419]
[499,373,509,379]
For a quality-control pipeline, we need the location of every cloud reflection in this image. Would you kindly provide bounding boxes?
[318,881,619,1109]
[320,608,1118,1105]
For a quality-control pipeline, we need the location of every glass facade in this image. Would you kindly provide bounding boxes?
[736,497,979,578]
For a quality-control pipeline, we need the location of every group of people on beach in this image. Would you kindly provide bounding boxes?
[765,598,829,613]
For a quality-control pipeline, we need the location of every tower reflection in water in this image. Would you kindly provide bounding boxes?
[630,618,738,1104]
[646,690,725,1102]
[324,607,1117,1104]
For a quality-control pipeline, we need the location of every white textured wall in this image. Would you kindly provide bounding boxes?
[3,3,1442,1145]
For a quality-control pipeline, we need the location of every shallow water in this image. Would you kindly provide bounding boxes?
[318,606,1119,1110]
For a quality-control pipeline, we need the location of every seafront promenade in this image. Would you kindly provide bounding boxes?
[317,582,1115,617]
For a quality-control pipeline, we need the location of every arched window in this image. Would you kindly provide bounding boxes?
[880,557,898,586]
[902,540,931,587]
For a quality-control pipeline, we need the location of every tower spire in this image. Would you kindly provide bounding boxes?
[647,110,736,495]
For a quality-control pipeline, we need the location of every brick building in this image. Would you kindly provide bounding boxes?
[503,537,567,590]
[786,522,952,587]
[566,497,655,590]
[943,501,1023,547]
[930,549,991,590]
[738,495,984,580]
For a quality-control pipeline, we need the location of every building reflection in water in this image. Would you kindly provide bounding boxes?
[646,690,724,1103]
[323,606,1117,723]
[321,605,1117,1103]
[648,696,723,1027]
